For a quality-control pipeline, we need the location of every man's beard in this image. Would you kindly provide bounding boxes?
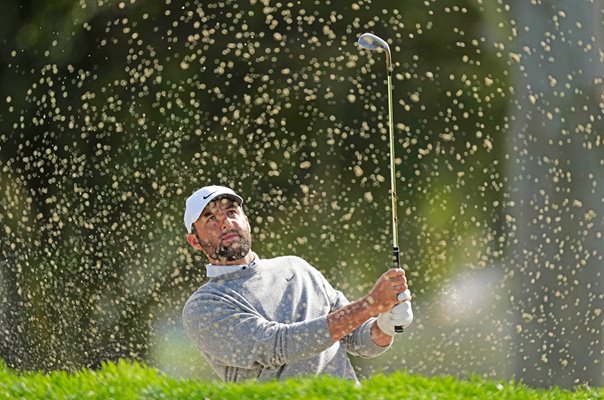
[200,230,252,262]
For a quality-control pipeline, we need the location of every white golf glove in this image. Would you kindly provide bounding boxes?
[376,290,414,336]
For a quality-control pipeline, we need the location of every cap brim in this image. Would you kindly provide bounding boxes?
[210,193,243,206]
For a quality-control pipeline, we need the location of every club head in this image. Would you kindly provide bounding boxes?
[358,33,390,52]
[358,33,393,72]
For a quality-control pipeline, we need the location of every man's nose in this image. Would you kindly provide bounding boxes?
[220,215,234,230]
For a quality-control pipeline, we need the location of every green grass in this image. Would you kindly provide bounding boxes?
[0,360,601,399]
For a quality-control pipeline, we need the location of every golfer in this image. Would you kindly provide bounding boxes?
[182,185,413,382]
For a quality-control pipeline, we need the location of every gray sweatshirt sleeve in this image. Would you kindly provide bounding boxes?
[182,292,336,369]
[341,314,390,358]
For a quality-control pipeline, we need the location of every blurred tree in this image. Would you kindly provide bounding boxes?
[506,0,604,389]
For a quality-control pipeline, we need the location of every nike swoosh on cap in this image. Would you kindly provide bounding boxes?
[203,191,217,199]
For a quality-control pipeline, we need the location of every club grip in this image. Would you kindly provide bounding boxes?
[392,246,400,268]
[392,247,405,332]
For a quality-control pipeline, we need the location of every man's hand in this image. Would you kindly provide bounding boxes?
[327,267,409,343]
[376,290,414,336]
[364,268,408,314]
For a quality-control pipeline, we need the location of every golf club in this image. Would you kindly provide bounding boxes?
[358,33,413,333]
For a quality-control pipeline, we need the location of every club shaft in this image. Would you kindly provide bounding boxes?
[388,71,404,333]
[387,72,398,252]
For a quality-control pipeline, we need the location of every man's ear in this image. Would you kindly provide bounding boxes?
[186,233,203,250]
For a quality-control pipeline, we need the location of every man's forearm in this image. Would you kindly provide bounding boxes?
[327,297,373,342]
[326,296,392,346]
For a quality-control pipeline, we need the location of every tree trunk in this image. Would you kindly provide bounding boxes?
[506,0,604,388]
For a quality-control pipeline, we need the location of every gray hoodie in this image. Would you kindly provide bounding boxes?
[182,255,390,382]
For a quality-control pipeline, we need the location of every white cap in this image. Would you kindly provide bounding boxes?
[184,185,244,233]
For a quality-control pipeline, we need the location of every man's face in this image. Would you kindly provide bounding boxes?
[189,197,252,263]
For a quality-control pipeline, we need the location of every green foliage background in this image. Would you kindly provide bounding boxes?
[1,0,518,381]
